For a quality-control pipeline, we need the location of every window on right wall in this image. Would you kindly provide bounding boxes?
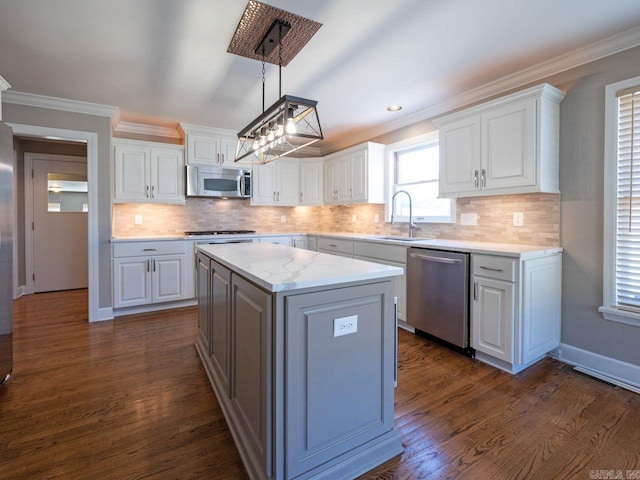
[386,132,456,224]
[601,75,640,327]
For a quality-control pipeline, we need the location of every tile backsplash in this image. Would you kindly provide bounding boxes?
[113,193,559,246]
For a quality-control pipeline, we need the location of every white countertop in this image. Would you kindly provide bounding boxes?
[197,242,403,293]
[112,232,562,258]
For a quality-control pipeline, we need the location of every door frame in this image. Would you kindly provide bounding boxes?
[8,123,100,323]
[24,153,88,295]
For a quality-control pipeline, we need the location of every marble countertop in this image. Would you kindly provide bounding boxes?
[112,232,562,258]
[197,243,403,293]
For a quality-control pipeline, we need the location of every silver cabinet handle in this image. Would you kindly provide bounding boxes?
[277,191,280,201]
[328,244,337,248]
[216,153,220,164]
[221,153,224,164]
[473,282,478,301]
[147,259,150,272]
[300,191,303,201]
[146,185,150,198]
[350,187,353,198]
[151,185,155,198]
[143,248,158,251]
[481,168,486,188]
[153,259,156,272]
[409,253,462,264]
[474,170,479,188]
[273,191,276,202]
[480,265,503,272]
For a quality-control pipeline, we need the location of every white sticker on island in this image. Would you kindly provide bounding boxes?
[334,315,358,337]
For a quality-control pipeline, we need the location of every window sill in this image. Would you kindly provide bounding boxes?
[599,306,640,328]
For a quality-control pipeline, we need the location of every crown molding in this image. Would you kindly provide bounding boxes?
[2,90,118,120]
[114,121,182,139]
[319,23,640,154]
[0,75,10,91]
[178,122,236,138]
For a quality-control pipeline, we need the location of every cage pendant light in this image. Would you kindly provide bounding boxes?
[229,2,323,165]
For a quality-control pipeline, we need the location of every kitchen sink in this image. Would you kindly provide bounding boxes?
[377,236,424,242]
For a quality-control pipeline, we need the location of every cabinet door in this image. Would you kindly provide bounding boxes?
[349,150,368,202]
[230,274,272,476]
[210,261,232,396]
[152,254,187,303]
[196,253,211,353]
[323,159,337,204]
[150,147,184,202]
[187,134,219,166]
[438,116,481,196]
[482,98,536,190]
[113,257,151,308]
[336,155,351,201]
[276,159,299,205]
[114,143,150,201]
[251,163,277,205]
[299,159,323,205]
[219,137,239,167]
[472,277,514,362]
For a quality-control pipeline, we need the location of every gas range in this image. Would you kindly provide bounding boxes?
[185,230,256,236]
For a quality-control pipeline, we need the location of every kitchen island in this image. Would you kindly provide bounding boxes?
[195,242,404,480]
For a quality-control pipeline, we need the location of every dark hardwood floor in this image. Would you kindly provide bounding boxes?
[1,290,639,479]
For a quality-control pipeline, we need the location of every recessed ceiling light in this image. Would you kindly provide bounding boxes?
[387,105,402,112]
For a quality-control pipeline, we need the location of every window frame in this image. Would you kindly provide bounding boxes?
[385,131,456,224]
[600,75,640,327]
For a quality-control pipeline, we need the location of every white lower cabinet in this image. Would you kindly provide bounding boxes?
[112,240,192,310]
[471,252,561,373]
[353,241,407,323]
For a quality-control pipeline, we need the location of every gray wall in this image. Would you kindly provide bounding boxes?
[4,103,112,310]
[555,46,640,365]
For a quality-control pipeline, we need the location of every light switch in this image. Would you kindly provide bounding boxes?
[280,215,287,223]
[374,213,380,223]
[134,215,142,225]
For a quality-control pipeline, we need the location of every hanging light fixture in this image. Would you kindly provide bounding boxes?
[227,1,323,165]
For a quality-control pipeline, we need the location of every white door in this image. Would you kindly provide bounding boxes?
[150,147,183,202]
[472,277,514,362]
[438,116,481,195]
[276,160,299,205]
[32,158,88,292]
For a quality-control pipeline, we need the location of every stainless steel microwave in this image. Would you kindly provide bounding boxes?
[186,165,251,198]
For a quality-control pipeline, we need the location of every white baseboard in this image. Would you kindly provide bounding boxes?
[550,343,640,392]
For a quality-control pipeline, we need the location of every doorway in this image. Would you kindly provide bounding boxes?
[26,154,88,292]
[8,124,100,322]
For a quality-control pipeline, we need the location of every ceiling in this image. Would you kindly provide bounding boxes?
[2,0,640,153]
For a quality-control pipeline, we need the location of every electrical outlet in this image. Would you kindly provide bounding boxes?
[352,214,357,222]
[333,315,358,337]
[374,213,380,223]
[513,212,524,227]
[280,215,287,223]
[134,215,142,225]
[460,213,477,226]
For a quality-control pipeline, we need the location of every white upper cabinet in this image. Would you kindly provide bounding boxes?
[113,139,184,204]
[251,158,300,206]
[435,83,565,198]
[179,123,239,168]
[323,142,385,205]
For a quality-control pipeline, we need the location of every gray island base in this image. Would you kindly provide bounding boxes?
[195,243,404,480]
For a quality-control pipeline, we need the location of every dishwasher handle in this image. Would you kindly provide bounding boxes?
[409,252,463,264]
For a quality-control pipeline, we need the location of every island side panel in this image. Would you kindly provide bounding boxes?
[231,274,273,478]
[284,280,400,478]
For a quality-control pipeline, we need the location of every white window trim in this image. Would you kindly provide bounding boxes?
[600,75,640,328]
[384,131,456,223]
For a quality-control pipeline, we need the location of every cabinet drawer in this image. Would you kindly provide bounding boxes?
[353,241,406,264]
[472,254,516,282]
[316,237,354,256]
[113,240,187,258]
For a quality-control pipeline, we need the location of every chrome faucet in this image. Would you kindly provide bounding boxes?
[391,190,417,237]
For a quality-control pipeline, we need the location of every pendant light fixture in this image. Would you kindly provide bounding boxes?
[227,1,323,165]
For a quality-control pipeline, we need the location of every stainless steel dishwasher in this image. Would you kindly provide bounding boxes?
[407,247,472,355]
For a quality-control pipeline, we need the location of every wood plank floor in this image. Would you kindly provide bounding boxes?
[1,290,639,479]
